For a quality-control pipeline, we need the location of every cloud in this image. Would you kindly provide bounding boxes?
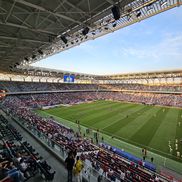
[78,42,95,52]
[116,33,182,61]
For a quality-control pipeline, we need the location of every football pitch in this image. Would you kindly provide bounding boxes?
[37,100,182,173]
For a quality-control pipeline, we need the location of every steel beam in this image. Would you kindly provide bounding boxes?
[0,35,51,44]
[15,0,81,24]
[0,21,56,36]
[5,1,16,23]
[106,0,115,5]
[36,0,67,28]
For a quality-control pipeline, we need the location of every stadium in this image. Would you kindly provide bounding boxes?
[0,0,182,182]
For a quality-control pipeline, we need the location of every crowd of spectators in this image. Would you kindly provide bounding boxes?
[3,91,181,108]
[0,81,181,181]
[97,92,182,107]
[0,81,181,108]
[1,96,169,182]
[2,97,98,154]
[15,92,97,108]
[100,84,182,92]
[0,115,55,182]
[1,81,182,93]
[83,147,162,182]
[0,81,98,92]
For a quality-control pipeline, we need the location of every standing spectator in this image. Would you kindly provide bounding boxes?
[142,148,144,155]
[65,151,75,182]
[151,157,154,163]
[143,156,145,161]
[144,148,147,157]
[97,175,102,182]
[74,156,84,182]
[73,149,77,158]
[96,136,99,144]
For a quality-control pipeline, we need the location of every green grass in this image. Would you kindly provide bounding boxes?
[36,100,182,174]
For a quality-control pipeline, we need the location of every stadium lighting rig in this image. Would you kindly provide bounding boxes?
[16,0,181,70]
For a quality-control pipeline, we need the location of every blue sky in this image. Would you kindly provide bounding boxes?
[33,6,182,75]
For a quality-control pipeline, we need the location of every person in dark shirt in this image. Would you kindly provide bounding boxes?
[73,149,77,158]
[65,151,75,182]
[97,174,102,182]
[151,157,154,163]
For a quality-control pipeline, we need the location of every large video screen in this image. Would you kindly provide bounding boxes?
[63,75,75,83]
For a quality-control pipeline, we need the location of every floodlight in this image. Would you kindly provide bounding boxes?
[24,57,29,61]
[111,6,120,20]
[32,55,36,59]
[61,35,68,44]
[82,27,90,36]
[112,22,117,27]
[38,50,43,55]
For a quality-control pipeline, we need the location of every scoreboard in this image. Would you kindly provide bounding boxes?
[63,75,75,83]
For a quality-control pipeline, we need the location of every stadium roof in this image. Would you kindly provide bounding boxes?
[0,0,181,75]
[10,65,182,81]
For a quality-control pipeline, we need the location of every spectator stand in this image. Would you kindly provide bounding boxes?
[0,114,56,182]
[100,143,156,171]
[1,106,172,182]
[1,110,104,182]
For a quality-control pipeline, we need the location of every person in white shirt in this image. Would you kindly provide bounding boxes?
[155,175,159,182]
[20,159,28,172]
